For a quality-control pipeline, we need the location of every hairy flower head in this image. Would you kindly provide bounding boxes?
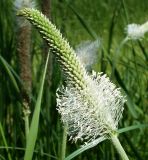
[57,71,126,143]
[17,8,126,143]
[126,21,148,40]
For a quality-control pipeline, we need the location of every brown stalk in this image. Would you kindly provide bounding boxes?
[17,20,32,137]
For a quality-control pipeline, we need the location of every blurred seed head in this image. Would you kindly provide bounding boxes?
[126,21,148,40]
[75,40,100,71]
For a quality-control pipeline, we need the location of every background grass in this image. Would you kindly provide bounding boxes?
[0,0,148,159]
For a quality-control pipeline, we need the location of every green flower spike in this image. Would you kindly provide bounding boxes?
[17,8,129,160]
[17,8,87,90]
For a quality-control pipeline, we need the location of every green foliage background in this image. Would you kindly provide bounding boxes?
[0,0,148,159]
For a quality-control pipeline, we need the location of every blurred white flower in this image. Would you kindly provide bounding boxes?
[75,40,100,71]
[57,71,126,143]
[14,0,36,28]
[126,21,148,40]
[14,0,36,9]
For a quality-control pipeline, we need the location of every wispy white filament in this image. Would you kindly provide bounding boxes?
[126,21,148,40]
[57,71,126,143]
[75,40,100,70]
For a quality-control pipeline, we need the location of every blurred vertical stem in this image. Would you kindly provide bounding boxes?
[111,37,128,77]
[41,0,53,89]
[60,125,68,160]
[40,0,53,157]
[57,1,68,158]
[41,1,68,159]
[17,11,32,139]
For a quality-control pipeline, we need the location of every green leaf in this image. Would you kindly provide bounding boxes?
[118,124,148,134]
[0,55,20,93]
[0,122,12,160]
[66,3,97,39]
[65,137,106,160]
[24,52,49,160]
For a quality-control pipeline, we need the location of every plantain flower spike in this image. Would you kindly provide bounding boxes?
[126,21,148,40]
[17,8,126,143]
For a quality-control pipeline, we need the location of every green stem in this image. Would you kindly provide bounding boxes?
[24,113,29,140]
[23,102,30,140]
[60,125,67,160]
[111,135,129,160]
[111,37,128,77]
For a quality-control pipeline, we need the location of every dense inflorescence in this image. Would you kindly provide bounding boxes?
[18,8,126,143]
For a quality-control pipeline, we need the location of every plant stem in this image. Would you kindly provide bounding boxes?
[23,101,30,139]
[16,17,32,141]
[111,37,128,78]
[25,115,29,138]
[60,125,67,160]
[111,135,129,160]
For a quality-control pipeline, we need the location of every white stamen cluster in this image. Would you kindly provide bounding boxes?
[126,21,148,40]
[57,71,126,143]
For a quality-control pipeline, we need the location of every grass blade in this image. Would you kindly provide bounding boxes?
[138,41,148,62]
[66,2,97,39]
[0,146,57,159]
[0,55,20,93]
[0,122,12,160]
[65,137,106,160]
[118,124,148,134]
[107,56,138,118]
[113,67,138,118]
[24,52,49,160]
